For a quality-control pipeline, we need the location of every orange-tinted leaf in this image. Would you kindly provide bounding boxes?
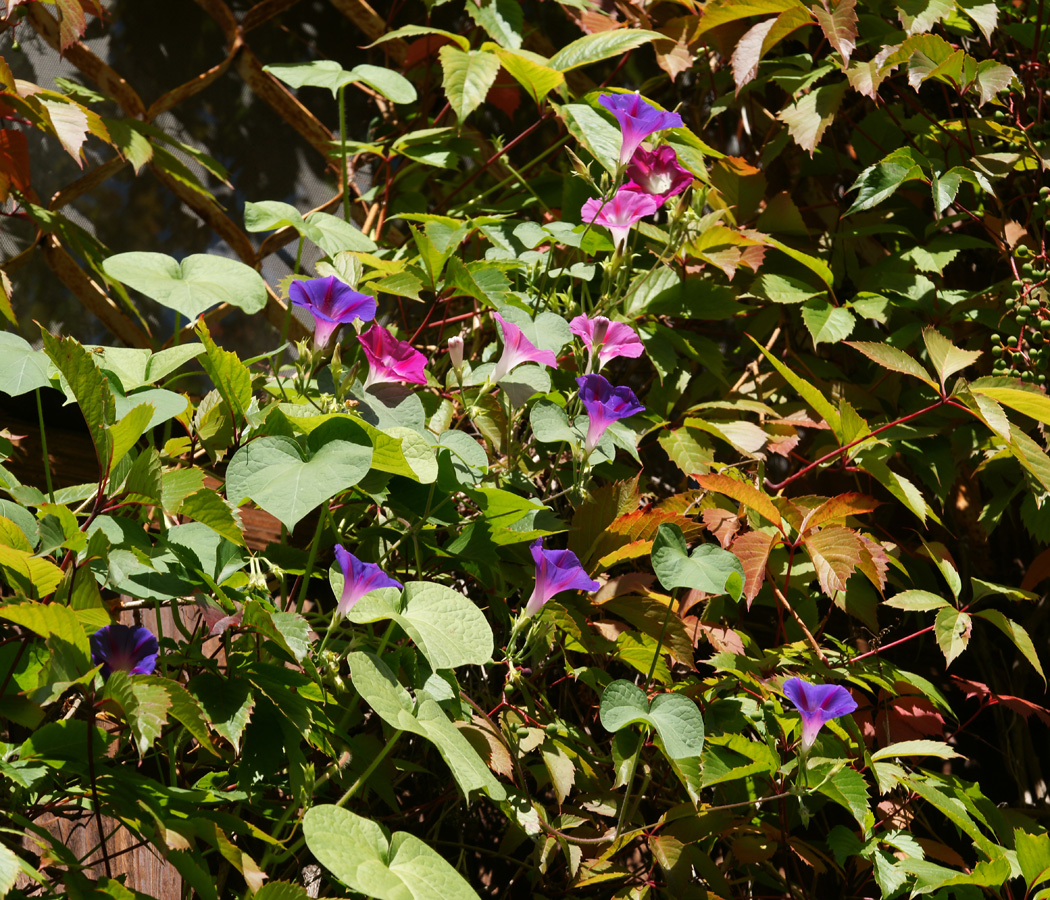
[689,620,746,654]
[569,475,639,565]
[0,129,32,202]
[592,509,706,570]
[0,57,15,92]
[731,529,777,605]
[800,492,881,532]
[695,472,783,530]
[766,424,800,457]
[703,507,742,548]
[803,525,864,596]
[856,534,889,594]
[54,0,88,50]
[811,0,857,67]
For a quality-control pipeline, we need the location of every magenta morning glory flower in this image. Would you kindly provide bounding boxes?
[576,373,645,453]
[570,315,644,372]
[333,545,403,617]
[783,677,858,751]
[581,188,660,253]
[289,276,377,349]
[599,93,683,166]
[624,145,694,205]
[524,538,601,618]
[90,624,159,679]
[490,312,558,382]
[358,323,428,389]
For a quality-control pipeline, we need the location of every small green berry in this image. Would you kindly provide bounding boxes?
[1008,335,1019,346]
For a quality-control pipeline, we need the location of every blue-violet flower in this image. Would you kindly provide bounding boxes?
[90,624,159,679]
[599,93,683,166]
[576,373,645,452]
[290,276,377,349]
[333,546,403,617]
[525,538,600,617]
[783,676,858,751]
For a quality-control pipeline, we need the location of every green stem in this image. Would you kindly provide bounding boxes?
[336,729,402,807]
[35,388,55,504]
[615,731,645,840]
[339,84,350,222]
[296,505,330,616]
[644,596,676,689]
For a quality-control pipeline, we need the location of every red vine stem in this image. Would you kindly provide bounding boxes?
[765,397,951,493]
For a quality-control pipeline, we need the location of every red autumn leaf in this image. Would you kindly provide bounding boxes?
[702,507,742,548]
[951,676,1050,726]
[0,128,33,202]
[731,529,777,605]
[800,492,882,533]
[811,0,858,68]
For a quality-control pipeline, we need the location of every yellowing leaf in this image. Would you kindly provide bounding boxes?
[439,47,501,121]
[732,529,777,605]
[695,472,783,529]
[923,328,981,388]
[777,81,847,155]
[803,525,865,596]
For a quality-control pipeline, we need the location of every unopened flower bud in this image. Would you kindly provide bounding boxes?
[448,335,465,371]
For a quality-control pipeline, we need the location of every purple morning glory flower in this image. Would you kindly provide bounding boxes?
[599,93,683,166]
[581,188,660,253]
[783,676,858,751]
[333,545,403,617]
[289,276,377,349]
[491,312,558,382]
[90,624,159,679]
[575,373,645,453]
[524,538,600,618]
[570,315,644,371]
[358,323,428,389]
[624,145,694,205]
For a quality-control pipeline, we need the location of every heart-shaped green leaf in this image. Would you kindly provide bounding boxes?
[102,252,267,320]
[651,522,744,599]
[599,680,705,760]
[225,418,372,530]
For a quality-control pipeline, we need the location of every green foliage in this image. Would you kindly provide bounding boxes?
[3,0,1050,897]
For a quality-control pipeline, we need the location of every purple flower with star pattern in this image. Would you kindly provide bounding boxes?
[624,145,694,205]
[358,323,428,389]
[599,93,683,166]
[491,312,558,382]
[570,315,644,371]
[581,188,660,253]
[90,624,159,679]
[524,538,600,617]
[783,677,858,751]
[290,276,377,349]
[333,546,403,617]
[576,374,645,453]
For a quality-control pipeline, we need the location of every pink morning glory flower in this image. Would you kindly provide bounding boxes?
[599,93,683,166]
[90,624,159,679]
[581,188,660,253]
[624,145,694,205]
[333,545,403,617]
[783,677,858,751]
[289,276,377,349]
[570,315,644,371]
[524,538,600,617]
[491,312,557,382]
[576,374,645,453]
[358,323,428,389]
